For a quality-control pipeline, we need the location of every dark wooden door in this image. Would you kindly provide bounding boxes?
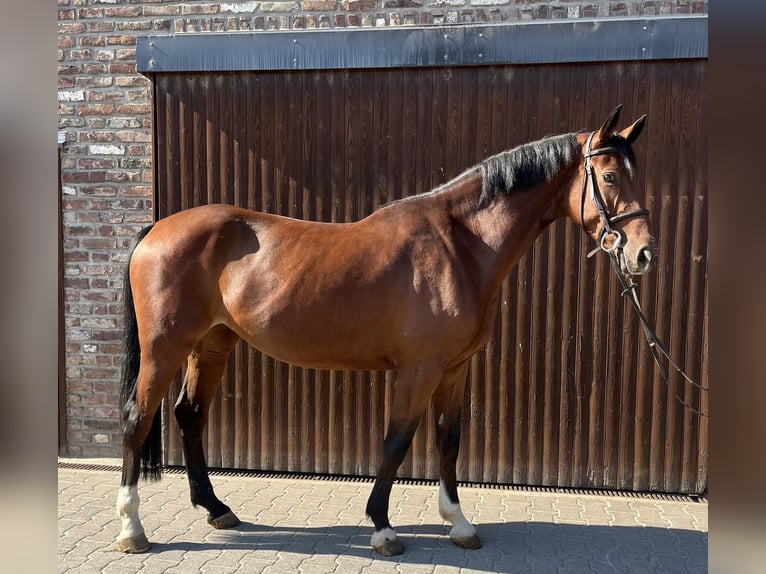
[153,60,707,493]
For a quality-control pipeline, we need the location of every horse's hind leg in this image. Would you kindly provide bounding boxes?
[117,344,191,553]
[432,361,481,549]
[173,325,241,529]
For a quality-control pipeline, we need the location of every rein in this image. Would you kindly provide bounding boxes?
[580,132,708,418]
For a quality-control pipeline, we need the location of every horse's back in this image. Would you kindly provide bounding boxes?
[128,201,489,370]
[143,203,271,244]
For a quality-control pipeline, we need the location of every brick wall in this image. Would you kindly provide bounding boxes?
[58,0,708,457]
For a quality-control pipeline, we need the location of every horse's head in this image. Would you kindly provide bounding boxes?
[570,105,655,275]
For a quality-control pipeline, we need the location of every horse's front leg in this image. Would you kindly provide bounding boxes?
[365,363,442,556]
[174,327,241,529]
[432,360,481,549]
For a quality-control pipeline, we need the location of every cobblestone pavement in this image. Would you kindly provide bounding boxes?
[59,459,707,573]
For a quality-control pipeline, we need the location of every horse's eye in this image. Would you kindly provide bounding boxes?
[603,172,616,185]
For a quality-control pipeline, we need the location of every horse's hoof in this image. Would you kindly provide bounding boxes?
[115,533,151,553]
[451,533,482,549]
[371,528,406,556]
[373,537,406,556]
[208,510,241,529]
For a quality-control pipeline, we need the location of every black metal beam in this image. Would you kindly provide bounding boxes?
[137,16,707,74]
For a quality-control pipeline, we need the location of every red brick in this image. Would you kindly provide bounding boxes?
[84,63,108,74]
[83,367,118,379]
[87,90,123,101]
[80,36,106,47]
[104,6,142,17]
[62,171,90,184]
[84,76,113,87]
[96,50,116,61]
[118,20,152,31]
[122,185,152,197]
[116,130,151,143]
[116,48,136,60]
[64,251,91,262]
[81,185,118,197]
[59,22,87,34]
[115,76,148,87]
[152,19,173,31]
[65,277,90,289]
[83,291,118,302]
[109,63,136,73]
[100,343,122,354]
[63,199,88,210]
[127,145,148,156]
[182,3,221,14]
[116,103,151,114]
[78,104,115,115]
[382,0,422,7]
[78,158,116,169]
[125,213,152,223]
[68,49,93,60]
[68,379,95,393]
[107,35,137,45]
[341,0,377,10]
[105,170,142,182]
[90,277,121,289]
[302,0,337,10]
[87,21,116,32]
[144,4,181,15]
[126,89,150,101]
[59,64,83,75]
[78,131,114,143]
[78,7,104,18]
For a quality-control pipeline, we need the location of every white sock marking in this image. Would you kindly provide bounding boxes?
[370,527,398,548]
[116,485,145,541]
[438,479,476,540]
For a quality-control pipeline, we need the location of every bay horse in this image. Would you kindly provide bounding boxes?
[115,105,653,556]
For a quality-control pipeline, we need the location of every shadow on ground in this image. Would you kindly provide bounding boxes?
[145,520,708,573]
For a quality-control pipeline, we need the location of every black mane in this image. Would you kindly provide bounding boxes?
[384,131,639,210]
[479,133,578,206]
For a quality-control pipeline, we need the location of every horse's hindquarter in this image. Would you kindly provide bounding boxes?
[219,204,491,370]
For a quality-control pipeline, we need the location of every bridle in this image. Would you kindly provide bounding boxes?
[579,130,649,266]
[579,131,708,417]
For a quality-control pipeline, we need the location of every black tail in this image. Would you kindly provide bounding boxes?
[119,224,162,481]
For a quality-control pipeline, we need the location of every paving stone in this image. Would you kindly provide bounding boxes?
[58,460,708,574]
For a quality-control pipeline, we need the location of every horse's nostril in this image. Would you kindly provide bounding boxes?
[637,246,653,270]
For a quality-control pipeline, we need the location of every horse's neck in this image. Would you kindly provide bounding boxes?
[444,172,567,291]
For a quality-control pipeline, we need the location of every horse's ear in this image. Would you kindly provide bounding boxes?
[597,105,622,139]
[620,114,647,144]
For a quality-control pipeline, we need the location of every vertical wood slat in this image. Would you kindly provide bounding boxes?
[154,61,707,494]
